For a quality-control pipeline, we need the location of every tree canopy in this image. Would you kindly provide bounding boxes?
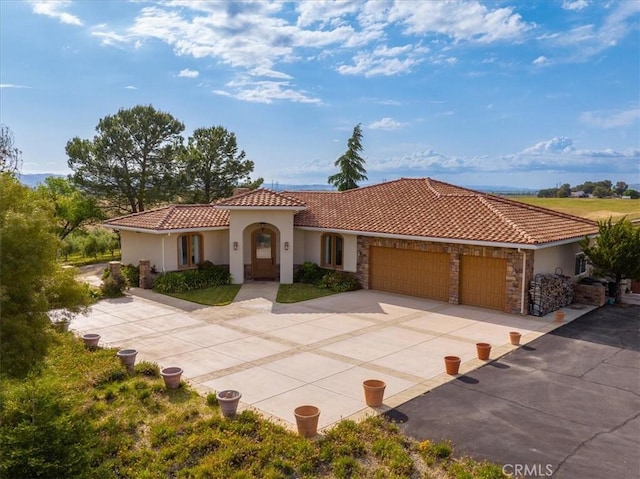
[0,124,22,174]
[579,217,640,302]
[328,123,367,191]
[0,173,93,378]
[66,105,185,214]
[181,126,261,203]
[37,177,104,239]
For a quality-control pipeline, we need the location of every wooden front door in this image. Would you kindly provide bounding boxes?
[252,227,276,280]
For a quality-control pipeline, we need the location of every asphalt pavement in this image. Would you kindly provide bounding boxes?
[392,304,640,478]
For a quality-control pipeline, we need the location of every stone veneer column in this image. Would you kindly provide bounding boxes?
[139,259,151,289]
[449,253,460,304]
[109,261,122,280]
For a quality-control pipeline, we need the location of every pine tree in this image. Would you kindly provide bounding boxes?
[328,123,367,191]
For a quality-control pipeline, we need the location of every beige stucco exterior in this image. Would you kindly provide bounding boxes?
[533,241,585,279]
[296,229,358,273]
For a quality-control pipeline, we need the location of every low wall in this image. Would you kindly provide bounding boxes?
[573,283,606,307]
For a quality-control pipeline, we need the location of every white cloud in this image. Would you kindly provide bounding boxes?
[542,2,640,61]
[368,118,407,130]
[337,44,424,77]
[124,85,137,90]
[178,68,199,78]
[522,137,575,155]
[31,1,82,26]
[0,84,30,89]
[388,1,533,43]
[562,1,589,12]
[533,55,549,65]
[579,108,640,128]
[214,78,321,104]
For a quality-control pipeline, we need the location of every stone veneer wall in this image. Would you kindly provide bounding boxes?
[573,283,606,306]
[356,236,534,315]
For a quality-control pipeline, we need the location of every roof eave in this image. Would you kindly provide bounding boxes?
[293,226,589,250]
[103,224,229,234]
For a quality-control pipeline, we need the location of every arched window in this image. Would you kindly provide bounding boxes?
[321,233,344,269]
[178,233,203,268]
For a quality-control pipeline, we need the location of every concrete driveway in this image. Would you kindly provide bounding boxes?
[393,304,640,478]
[71,284,594,433]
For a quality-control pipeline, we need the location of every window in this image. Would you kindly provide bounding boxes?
[178,233,203,268]
[575,253,587,276]
[321,233,344,269]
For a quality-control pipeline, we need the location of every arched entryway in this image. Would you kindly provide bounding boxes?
[251,226,277,280]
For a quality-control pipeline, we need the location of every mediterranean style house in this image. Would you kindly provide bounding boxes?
[104,178,598,315]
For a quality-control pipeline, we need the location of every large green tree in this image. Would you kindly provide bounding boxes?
[328,123,367,191]
[0,173,93,378]
[181,126,261,203]
[37,177,104,239]
[66,105,185,214]
[579,217,640,303]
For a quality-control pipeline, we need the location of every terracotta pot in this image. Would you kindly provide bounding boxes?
[217,390,242,418]
[82,333,100,349]
[117,349,138,372]
[509,332,522,346]
[444,356,461,375]
[294,405,320,438]
[161,367,183,390]
[554,311,566,323]
[363,379,386,407]
[476,343,491,360]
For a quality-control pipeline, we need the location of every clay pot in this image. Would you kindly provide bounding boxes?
[217,390,242,418]
[509,331,522,346]
[363,379,386,407]
[476,343,491,360]
[554,311,566,323]
[444,356,461,375]
[81,333,100,349]
[160,367,183,390]
[117,349,138,372]
[294,405,320,438]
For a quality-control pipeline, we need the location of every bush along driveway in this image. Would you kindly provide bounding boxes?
[392,304,640,478]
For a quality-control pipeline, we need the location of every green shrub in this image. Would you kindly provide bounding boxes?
[332,455,361,478]
[318,271,361,292]
[135,361,160,377]
[294,261,325,284]
[121,264,140,287]
[206,393,219,408]
[0,381,95,478]
[100,271,128,298]
[152,266,231,294]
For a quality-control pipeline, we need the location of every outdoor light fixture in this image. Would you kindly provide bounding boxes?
[233,241,238,251]
[284,241,289,251]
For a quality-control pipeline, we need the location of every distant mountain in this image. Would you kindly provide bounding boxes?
[19,173,65,187]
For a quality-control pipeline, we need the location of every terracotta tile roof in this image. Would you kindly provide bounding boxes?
[104,204,229,231]
[215,188,306,208]
[104,178,598,245]
[286,178,598,245]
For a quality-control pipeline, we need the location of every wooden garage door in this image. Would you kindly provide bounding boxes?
[369,247,449,301]
[459,256,507,311]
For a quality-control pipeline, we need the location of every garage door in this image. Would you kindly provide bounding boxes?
[369,246,449,301]
[459,256,507,311]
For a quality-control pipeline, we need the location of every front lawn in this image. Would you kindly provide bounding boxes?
[168,284,242,306]
[277,283,338,303]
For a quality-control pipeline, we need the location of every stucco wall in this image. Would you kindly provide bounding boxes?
[533,242,584,278]
[297,230,357,272]
[120,229,229,273]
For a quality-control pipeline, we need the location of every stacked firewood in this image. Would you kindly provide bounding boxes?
[529,273,574,317]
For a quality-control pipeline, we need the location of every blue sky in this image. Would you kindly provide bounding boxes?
[1,0,639,189]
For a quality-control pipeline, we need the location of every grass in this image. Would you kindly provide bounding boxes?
[168,284,242,306]
[276,283,338,303]
[508,196,640,222]
[0,331,508,478]
[61,251,121,267]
